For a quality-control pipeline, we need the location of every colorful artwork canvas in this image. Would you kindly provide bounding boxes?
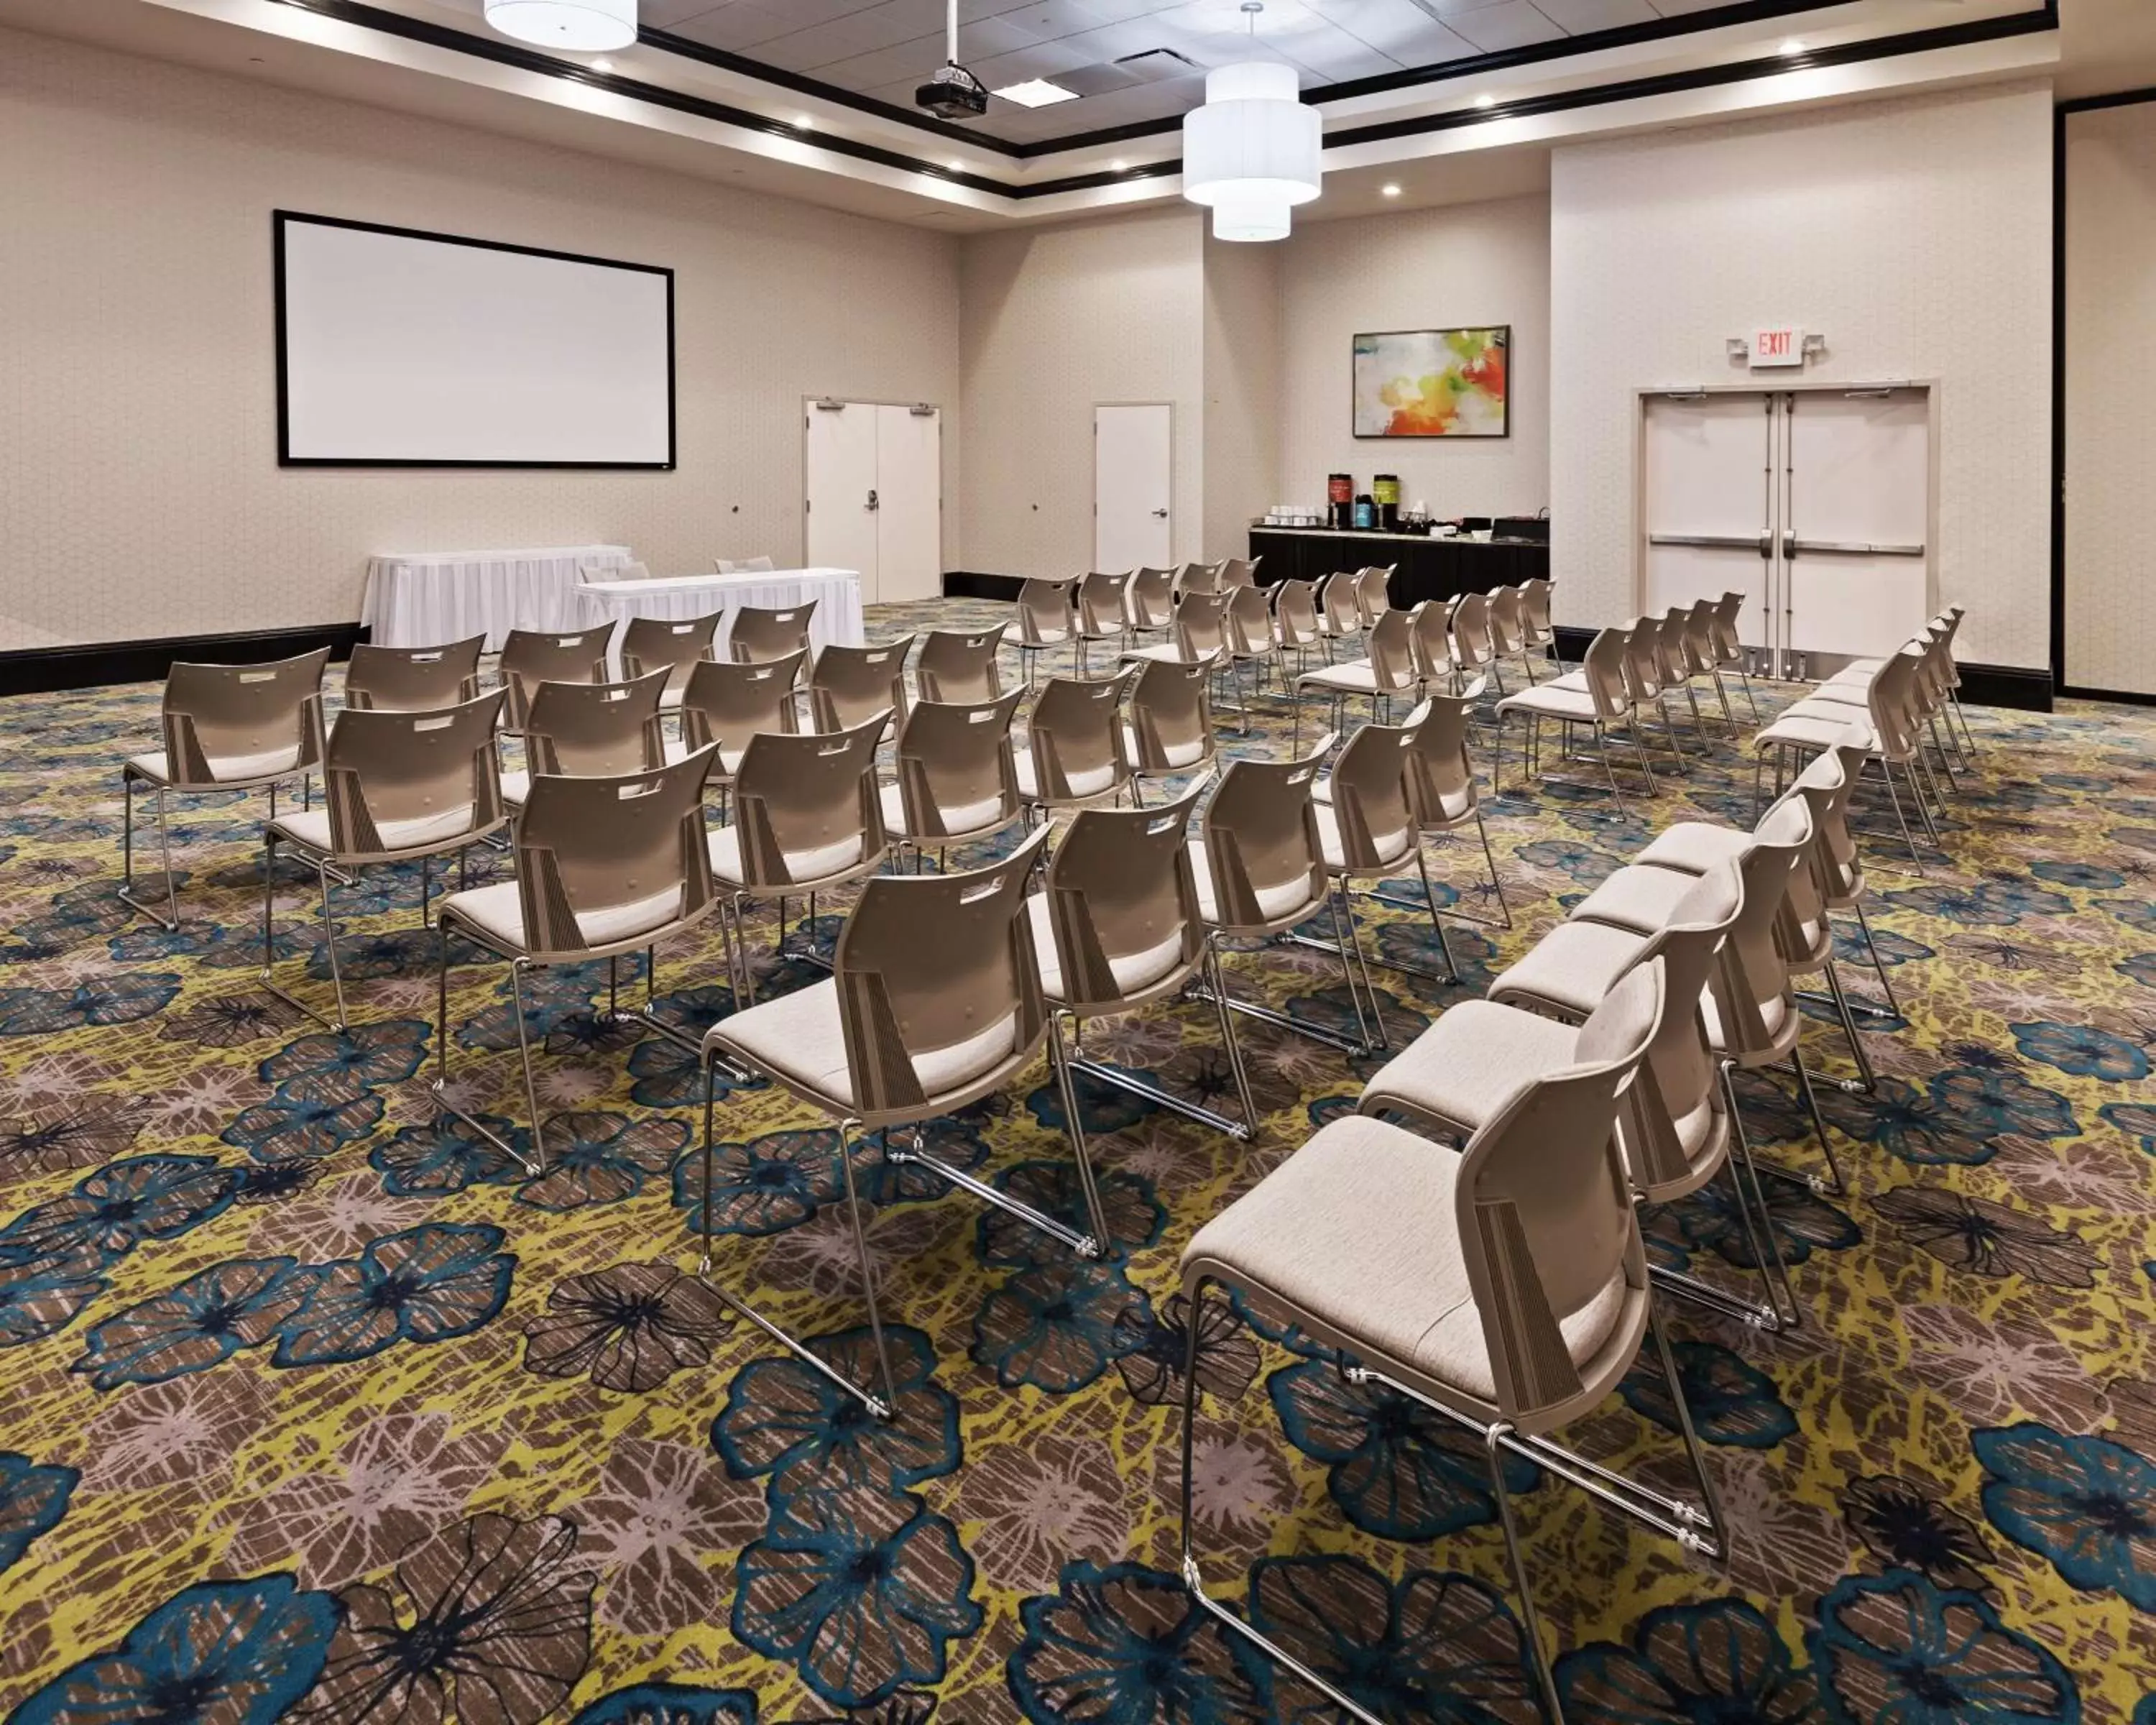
[1353,326,1510,438]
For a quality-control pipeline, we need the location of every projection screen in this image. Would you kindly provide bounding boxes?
[275,212,675,468]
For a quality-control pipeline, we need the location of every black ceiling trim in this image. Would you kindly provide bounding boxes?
[2058,83,2156,114]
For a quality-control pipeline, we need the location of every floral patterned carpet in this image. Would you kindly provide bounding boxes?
[1,594,2153,1725]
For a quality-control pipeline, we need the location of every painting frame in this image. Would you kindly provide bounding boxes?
[1352,325,1511,441]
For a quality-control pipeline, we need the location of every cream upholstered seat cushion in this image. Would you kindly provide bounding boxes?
[1012,746,1116,803]
[1122,726,1207,770]
[269,804,480,857]
[1124,643,1197,665]
[1635,822,1751,875]
[1182,1113,1633,1407]
[707,825,865,888]
[1497,684,1598,722]
[1023,897,1187,1006]
[1488,918,1649,1018]
[1757,712,1878,752]
[1570,864,1705,937]
[128,742,303,786]
[1187,837,1322,928]
[877,782,1006,842]
[710,975,1021,1108]
[1312,803,1413,873]
[1358,1001,1577,1133]
[1296,661,1381,694]
[1545,669,1591,694]
[444,880,685,954]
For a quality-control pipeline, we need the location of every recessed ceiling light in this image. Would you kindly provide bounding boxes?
[949,158,965,170]
[1475,92,1496,108]
[1110,158,1128,172]
[1381,183,1401,197]
[590,57,613,71]
[792,113,814,128]
[1779,38,1805,55]
[993,78,1080,108]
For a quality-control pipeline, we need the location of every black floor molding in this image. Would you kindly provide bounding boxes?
[0,623,367,697]
[941,571,1026,602]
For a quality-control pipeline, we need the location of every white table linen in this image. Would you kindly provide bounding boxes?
[574,568,865,675]
[361,544,632,650]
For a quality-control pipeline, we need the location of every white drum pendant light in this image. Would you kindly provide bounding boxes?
[1181,3,1321,242]
[484,0,637,52]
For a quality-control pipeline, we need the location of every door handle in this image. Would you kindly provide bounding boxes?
[867,489,880,512]
[1152,507,1169,518]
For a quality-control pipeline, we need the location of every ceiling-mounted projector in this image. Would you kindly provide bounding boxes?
[915,0,986,120]
[916,61,989,121]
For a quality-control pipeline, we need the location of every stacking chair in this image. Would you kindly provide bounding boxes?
[342,636,484,712]
[499,668,671,814]
[262,692,508,1031]
[430,746,721,1172]
[1708,592,1760,721]
[709,713,891,1003]
[1124,657,1218,804]
[1618,618,1690,777]
[1487,584,1537,691]
[1931,606,1978,758]
[1522,576,1557,663]
[1013,671,1136,814]
[1013,579,1079,686]
[1353,566,1393,632]
[1406,599,1458,699]
[1682,598,1741,727]
[1124,566,1178,651]
[882,689,1028,867]
[698,826,1054,1417]
[1222,584,1279,719]
[671,649,806,816]
[1450,590,1500,692]
[918,623,1007,704]
[1122,591,1232,666]
[1219,556,1261,589]
[1173,561,1223,599]
[1650,610,1712,752]
[1075,571,1133,676]
[727,602,816,663]
[1494,629,1653,814]
[1028,788,1256,1250]
[1291,607,1416,753]
[1353,681,1512,934]
[1314,571,1363,661]
[620,612,722,710]
[498,627,609,730]
[119,649,330,929]
[1269,579,1323,676]
[1755,650,1935,867]
[808,638,914,736]
[1179,958,1724,1725]
[1361,865,1796,1333]
[1190,737,1379,1057]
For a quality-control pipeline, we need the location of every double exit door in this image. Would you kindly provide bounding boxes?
[803,399,942,604]
[1641,386,1933,678]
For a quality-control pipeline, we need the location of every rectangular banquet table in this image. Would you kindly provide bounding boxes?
[361,544,632,650]
[574,568,865,675]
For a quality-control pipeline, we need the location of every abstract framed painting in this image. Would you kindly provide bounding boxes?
[1353,326,1511,438]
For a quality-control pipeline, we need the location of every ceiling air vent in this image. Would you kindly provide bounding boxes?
[1112,47,1201,85]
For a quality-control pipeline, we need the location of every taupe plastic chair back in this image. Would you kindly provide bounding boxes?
[1582,629,1634,722]
[1220,557,1261,589]
[1804,737,1871,905]
[1622,868,1741,1194]
[729,712,890,889]
[810,637,914,735]
[1489,586,1528,658]
[344,636,484,713]
[1866,650,1923,763]
[1711,797,1814,1059]
[1777,753,1849,970]
[1620,618,1666,703]
[1225,585,1276,663]
[1648,612,1693,689]
[1169,591,1233,660]
[1685,599,1721,675]
[918,625,1007,704]
[1041,786,1208,1014]
[510,745,719,960]
[728,603,816,663]
[1022,671,1135,806]
[319,691,507,860]
[1354,566,1393,625]
[832,823,1052,1123]
[621,612,722,702]
[1198,737,1334,933]
[1128,566,1177,632]
[1407,601,1457,691]
[1710,592,1749,666]
[1127,656,1217,775]
[522,666,671,778]
[1016,579,1077,651]
[1452,957,1660,1423]
[1452,591,1497,676]
[1523,578,1555,648]
[1077,571,1133,642]
[1399,689,1482,829]
[891,689,1025,841]
[499,628,608,730]
[1326,719,1419,873]
[1174,561,1222,598]
[153,650,330,786]
[678,650,804,760]
[1319,572,1362,639]
[1362,607,1420,696]
[1271,579,1322,651]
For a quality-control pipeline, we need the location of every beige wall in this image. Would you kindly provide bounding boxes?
[1279,194,1551,523]
[1550,80,2053,670]
[957,208,1207,578]
[2063,101,2156,697]
[1201,236,1283,561]
[0,25,960,651]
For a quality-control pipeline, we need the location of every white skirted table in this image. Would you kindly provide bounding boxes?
[575,568,865,674]
[361,544,632,650]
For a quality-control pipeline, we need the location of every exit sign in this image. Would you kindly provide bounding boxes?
[1752,326,1805,368]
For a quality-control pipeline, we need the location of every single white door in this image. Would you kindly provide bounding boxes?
[1785,390,1932,668]
[874,403,942,604]
[1641,392,1774,649]
[1095,403,1172,572]
[805,400,880,597]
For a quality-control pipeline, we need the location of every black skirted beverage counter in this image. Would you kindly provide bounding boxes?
[1248,525,1550,607]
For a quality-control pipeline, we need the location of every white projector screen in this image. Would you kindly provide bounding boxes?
[276,211,674,468]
